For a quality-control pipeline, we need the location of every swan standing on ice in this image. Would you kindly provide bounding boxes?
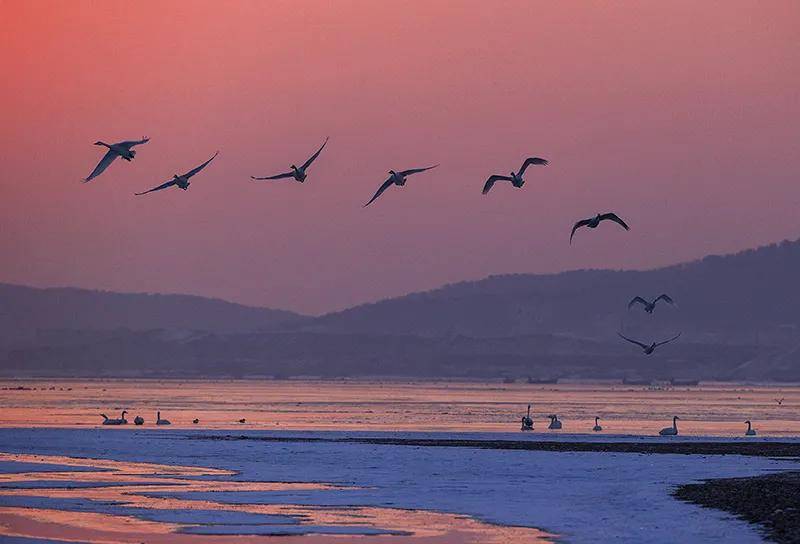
[251,137,328,183]
[521,404,534,431]
[617,332,681,355]
[481,157,549,194]
[570,213,629,244]
[363,165,438,207]
[83,137,149,182]
[592,417,603,432]
[135,152,219,195]
[745,420,757,436]
[628,294,676,314]
[156,411,171,425]
[547,415,562,429]
[659,416,680,436]
[101,410,128,425]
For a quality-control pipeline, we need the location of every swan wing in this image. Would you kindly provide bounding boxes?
[599,212,630,230]
[518,157,549,176]
[83,149,118,182]
[655,294,675,306]
[301,137,329,170]
[399,164,439,177]
[364,177,394,207]
[654,332,681,348]
[570,218,592,243]
[118,137,150,149]
[135,179,176,196]
[251,171,294,180]
[181,151,219,179]
[482,175,512,194]
[617,332,649,350]
[628,296,648,309]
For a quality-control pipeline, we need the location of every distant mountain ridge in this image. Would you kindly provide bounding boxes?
[3,237,800,380]
[0,283,306,345]
[307,238,800,344]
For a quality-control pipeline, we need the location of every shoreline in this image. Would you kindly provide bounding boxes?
[674,471,800,544]
[196,434,800,457]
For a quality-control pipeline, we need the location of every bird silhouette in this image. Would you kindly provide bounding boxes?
[617,332,681,354]
[251,137,328,183]
[628,294,676,314]
[135,152,218,195]
[84,137,149,182]
[364,165,438,207]
[570,213,630,243]
[482,157,548,194]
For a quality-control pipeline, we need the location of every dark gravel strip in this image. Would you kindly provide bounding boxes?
[192,434,800,457]
[674,471,800,544]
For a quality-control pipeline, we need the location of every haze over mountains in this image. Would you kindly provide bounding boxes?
[3,237,800,381]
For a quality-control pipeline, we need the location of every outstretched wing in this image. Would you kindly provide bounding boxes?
[364,177,394,207]
[135,179,176,196]
[301,137,329,170]
[251,171,294,180]
[83,150,118,182]
[617,332,649,350]
[570,218,592,244]
[118,137,150,149]
[599,212,630,231]
[181,151,219,179]
[482,175,513,194]
[518,157,549,176]
[654,294,675,306]
[654,332,681,348]
[628,296,648,309]
[399,164,438,176]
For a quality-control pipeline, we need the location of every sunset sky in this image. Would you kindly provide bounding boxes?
[1,1,799,314]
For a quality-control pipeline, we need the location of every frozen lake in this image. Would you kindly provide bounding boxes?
[1,379,799,436]
[0,428,797,543]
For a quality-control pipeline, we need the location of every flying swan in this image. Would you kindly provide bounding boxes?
[617,332,681,355]
[628,294,676,314]
[482,157,548,194]
[251,137,328,183]
[364,165,438,207]
[135,152,219,195]
[570,213,629,244]
[84,137,149,182]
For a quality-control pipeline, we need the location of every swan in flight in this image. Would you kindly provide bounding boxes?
[101,410,128,425]
[363,165,439,207]
[482,157,548,194]
[592,417,603,432]
[135,152,218,195]
[617,332,681,354]
[251,137,328,183]
[156,411,171,425]
[745,420,756,436]
[134,415,144,425]
[570,213,629,243]
[547,414,562,429]
[659,416,679,436]
[628,294,676,314]
[84,137,149,182]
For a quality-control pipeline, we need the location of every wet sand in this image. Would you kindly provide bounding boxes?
[675,471,800,544]
[0,452,553,543]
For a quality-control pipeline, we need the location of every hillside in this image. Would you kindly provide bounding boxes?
[0,284,306,345]
[307,238,800,345]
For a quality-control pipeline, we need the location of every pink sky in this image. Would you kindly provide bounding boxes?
[1,1,799,314]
